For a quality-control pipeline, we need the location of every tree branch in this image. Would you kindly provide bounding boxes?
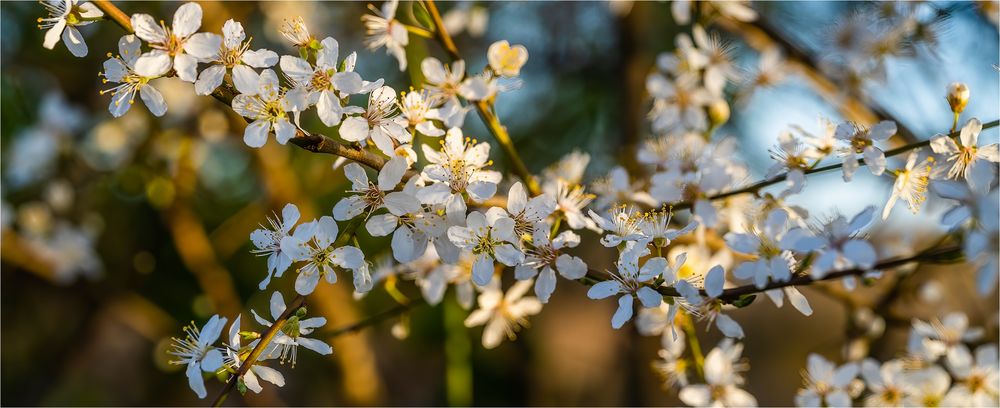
[668,119,1000,211]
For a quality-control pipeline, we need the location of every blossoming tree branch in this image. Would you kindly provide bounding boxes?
[34,0,1000,406]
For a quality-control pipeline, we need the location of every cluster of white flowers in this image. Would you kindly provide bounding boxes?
[33,1,998,405]
[168,292,331,398]
[794,312,998,407]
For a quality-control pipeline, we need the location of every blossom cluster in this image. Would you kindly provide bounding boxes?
[32,0,999,405]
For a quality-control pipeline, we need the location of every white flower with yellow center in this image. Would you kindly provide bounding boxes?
[464,279,542,349]
[421,57,466,103]
[333,156,409,221]
[882,151,935,220]
[250,203,300,290]
[194,19,278,96]
[252,291,332,367]
[417,127,502,224]
[340,85,411,156]
[487,40,528,77]
[678,339,757,407]
[280,216,367,295]
[223,315,285,394]
[588,240,667,329]
[281,36,371,126]
[100,35,170,117]
[131,2,220,82]
[588,205,645,247]
[725,209,796,288]
[398,89,445,137]
[38,0,104,57]
[930,118,999,194]
[168,315,227,399]
[447,208,524,286]
[231,69,297,148]
[514,221,587,303]
[835,120,897,181]
[362,0,408,71]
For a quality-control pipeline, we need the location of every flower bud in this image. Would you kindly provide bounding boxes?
[708,99,730,127]
[946,82,969,114]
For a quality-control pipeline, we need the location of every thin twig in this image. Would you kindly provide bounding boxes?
[668,119,1000,211]
[211,295,305,407]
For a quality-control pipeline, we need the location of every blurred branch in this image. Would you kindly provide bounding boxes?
[1,230,58,282]
[316,300,419,338]
[714,16,919,144]
[166,138,243,317]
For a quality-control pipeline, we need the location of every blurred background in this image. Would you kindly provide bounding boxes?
[1,1,998,406]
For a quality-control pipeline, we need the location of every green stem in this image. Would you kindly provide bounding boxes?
[681,313,705,379]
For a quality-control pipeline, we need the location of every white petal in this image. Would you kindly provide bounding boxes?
[232,65,260,96]
[555,254,587,279]
[297,337,333,355]
[195,64,226,95]
[471,255,495,286]
[61,26,88,57]
[173,53,198,82]
[184,32,221,60]
[139,84,168,117]
[587,280,624,299]
[611,294,634,329]
[243,120,270,148]
[636,286,663,308]
[171,2,203,38]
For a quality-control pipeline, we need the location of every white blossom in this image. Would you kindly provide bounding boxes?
[726,209,797,289]
[362,0,408,71]
[930,118,999,194]
[231,69,297,148]
[38,0,103,57]
[333,156,409,221]
[195,19,278,96]
[281,216,368,294]
[131,2,219,82]
[784,206,877,279]
[487,40,528,78]
[943,344,999,407]
[168,315,227,399]
[418,128,501,224]
[836,120,897,181]
[678,339,757,407]
[340,85,411,156]
[882,151,934,220]
[250,203,300,290]
[447,208,524,286]
[587,240,666,329]
[795,354,859,407]
[100,35,169,117]
[253,291,333,366]
[514,221,587,303]
[464,279,542,349]
[224,315,285,394]
[281,37,369,126]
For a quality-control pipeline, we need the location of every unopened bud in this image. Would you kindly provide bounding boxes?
[708,99,730,127]
[946,82,969,114]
